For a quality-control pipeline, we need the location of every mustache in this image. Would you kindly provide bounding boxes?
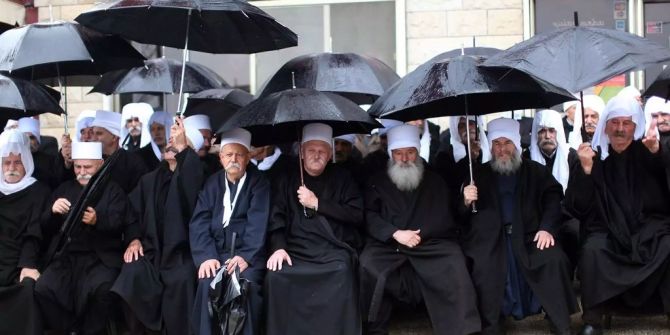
[539,139,556,146]
[76,174,93,181]
[3,171,20,178]
[225,162,241,170]
[612,131,627,138]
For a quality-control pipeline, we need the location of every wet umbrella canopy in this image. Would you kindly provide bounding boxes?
[219,88,380,147]
[644,66,670,101]
[184,88,254,131]
[257,52,400,105]
[0,73,64,120]
[482,26,670,93]
[90,58,228,95]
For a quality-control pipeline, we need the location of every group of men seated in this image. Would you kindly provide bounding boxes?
[1,86,670,335]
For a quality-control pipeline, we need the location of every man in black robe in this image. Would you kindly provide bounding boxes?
[184,114,222,179]
[249,144,291,184]
[265,123,363,335]
[461,118,578,335]
[361,124,480,335]
[0,129,49,335]
[190,127,270,335]
[566,95,670,335]
[17,117,59,189]
[136,111,173,171]
[35,141,133,334]
[112,118,204,334]
[361,119,403,184]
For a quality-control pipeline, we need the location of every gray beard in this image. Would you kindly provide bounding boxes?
[387,159,424,192]
[490,151,522,175]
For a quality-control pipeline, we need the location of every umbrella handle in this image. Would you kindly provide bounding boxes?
[464,97,477,213]
[176,9,192,116]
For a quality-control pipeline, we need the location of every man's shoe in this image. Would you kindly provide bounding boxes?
[578,324,603,335]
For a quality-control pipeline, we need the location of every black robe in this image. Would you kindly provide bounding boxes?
[201,153,223,180]
[108,148,150,193]
[112,148,203,333]
[459,160,578,334]
[0,181,50,335]
[565,141,670,313]
[265,165,363,335]
[32,150,59,190]
[35,179,131,334]
[136,143,160,172]
[361,169,480,335]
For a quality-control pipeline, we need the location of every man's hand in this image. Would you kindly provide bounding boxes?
[463,184,478,206]
[81,207,97,225]
[171,117,188,153]
[224,255,249,275]
[19,268,40,282]
[198,259,221,279]
[297,186,318,210]
[577,143,596,175]
[393,229,421,248]
[642,118,660,154]
[52,198,71,214]
[123,239,144,263]
[61,134,72,168]
[534,230,555,250]
[266,249,292,271]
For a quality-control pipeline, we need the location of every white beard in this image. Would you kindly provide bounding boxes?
[387,159,424,192]
[490,150,522,175]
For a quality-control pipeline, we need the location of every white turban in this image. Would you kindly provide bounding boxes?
[617,85,641,101]
[220,128,252,151]
[75,110,96,142]
[302,123,332,146]
[147,111,174,160]
[449,115,490,164]
[591,94,645,160]
[184,114,212,131]
[17,117,40,143]
[373,119,403,136]
[184,125,204,152]
[334,134,356,145]
[0,129,36,195]
[530,110,570,192]
[643,96,670,136]
[120,103,153,148]
[91,110,122,137]
[487,118,521,152]
[72,142,103,160]
[568,95,606,149]
[387,124,421,157]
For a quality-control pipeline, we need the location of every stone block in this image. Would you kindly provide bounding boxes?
[487,9,523,35]
[38,6,61,22]
[474,34,523,50]
[463,0,522,10]
[447,10,487,37]
[60,4,93,21]
[407,11,447,38]
[406,0,462,12]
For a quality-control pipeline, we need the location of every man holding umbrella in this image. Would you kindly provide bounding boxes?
[461,118,578,335]
[265,123,363,335]
[0,129,50,335]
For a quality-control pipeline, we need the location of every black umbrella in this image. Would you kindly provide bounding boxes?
[0,21,146,86]
[439,47,501,59]
[90,58,228,95]
[0,73,65,120]
[0,21,17,35]
[482,26,670,93]
[209,232,249,335]
[644,66,670,101]
[184,88,253,131]
[257,52,400,105]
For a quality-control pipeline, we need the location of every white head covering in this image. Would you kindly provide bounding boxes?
[530,110,570,192]
[0,129,37,195]
[417,120,432,162]
[120,103,153,148]
[617,85,641,101]
[220,128,252,151]
[334,134,356,145]
[487,118,521,152]
[17,117,40,143]
[563,100,579,113]
[567,95,606,149]
[373,119,403,136]
[184,125,205,152]
[184,114,212,131]
[72,142,103,160]
[75,110,96,142]
[302,123,332,146]
[387,124,421,157]
[91,110,122,137]
[4,120,18,131]
[449,116,491,164]
[147,111,173,160]
[591,94,645,160]
[643,96,670,136]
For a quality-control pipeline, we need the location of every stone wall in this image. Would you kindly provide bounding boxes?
[0,0,25,25]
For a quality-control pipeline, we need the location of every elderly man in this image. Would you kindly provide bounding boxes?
[265,123,363,335]
[563,100,579,138]
[120,103,152,152]
[361,124,480,335]
[184,114,221,177]
[36,141,133,334]
[361,119,403,183]
[568,95,606,148]
[566,95,670,335]
[91,110,149,193]
[112,117,203,334]
[189,127,270,335]
[136,111,174,171]
[17,117,59,189]
[645,96,670,143]
[461,118,578,335]
[0,129,50,335]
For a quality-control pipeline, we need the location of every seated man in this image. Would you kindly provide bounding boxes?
[135,111,174,171]
[17,117,59,189]
[35,141,133,334]
[265,123,363,335]
[461,118,578,335]
[361,124,480,335]
[566,95,670,335]
[189,128,270,335]
[0,129,50,335]
[567,95,605,147]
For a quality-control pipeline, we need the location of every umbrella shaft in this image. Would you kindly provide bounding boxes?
[176,9,192,116]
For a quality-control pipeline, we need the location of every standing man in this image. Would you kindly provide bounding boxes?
[361,124,480,335]
[265,123,363,335]
[461,118,578,335]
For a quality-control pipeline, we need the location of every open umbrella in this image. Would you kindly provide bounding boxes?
[90,58,228,95]
[644,66,670,101]
[257,52,400,105]
[0,73,64,120]
[75,0,298,113]
[184,88,253,131]
[0,21,17,35]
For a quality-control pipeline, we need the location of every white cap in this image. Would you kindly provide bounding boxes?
[387,124,421,156]
[334,134,356,144]
[563,100,579,112]
[75,110,96,142]
[91,110,122,137]
[17,117,40,142]
[582,94,605,114]
[184,125,205,151]
[220,127,252,151]
[184,114,212,131]
[375,119,403,136]
[487,118,521,151]
[72,142,103,160]
[302,123,332,146]
[121,102,154,119]
[617,85,641,100]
